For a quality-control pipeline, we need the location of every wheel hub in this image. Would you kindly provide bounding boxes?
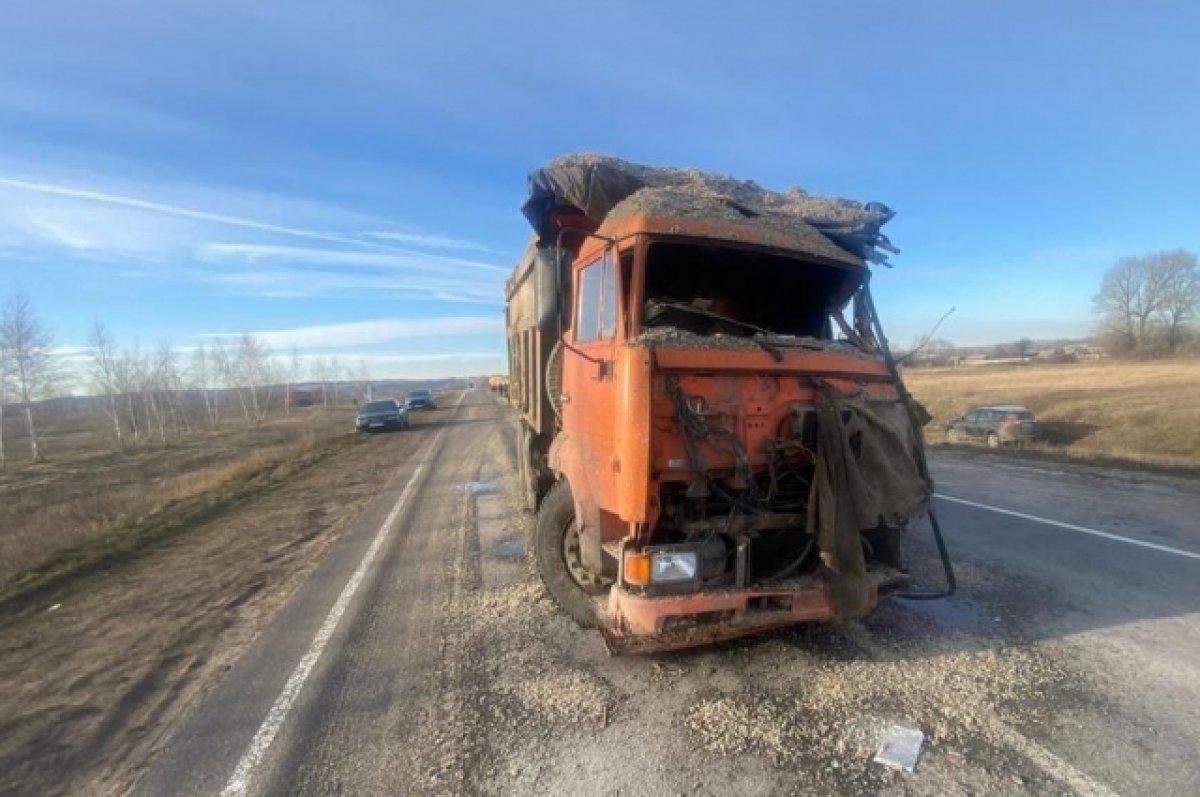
[562,521,610,592]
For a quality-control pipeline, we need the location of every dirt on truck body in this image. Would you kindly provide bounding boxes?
[506,153,948,653]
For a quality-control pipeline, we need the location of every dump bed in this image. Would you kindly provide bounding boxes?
[505,242,561,438]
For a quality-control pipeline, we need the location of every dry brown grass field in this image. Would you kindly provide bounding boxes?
[0,405,357,596]
[903,358,1200,470]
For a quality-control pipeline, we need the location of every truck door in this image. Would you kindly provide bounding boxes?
[562,247,621,515]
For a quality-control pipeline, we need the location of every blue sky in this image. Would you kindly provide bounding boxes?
[1,1,1197,378]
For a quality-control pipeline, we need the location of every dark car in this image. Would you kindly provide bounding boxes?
[405,388,437,411]
[946,404,1039,447]
[355,399,409,432]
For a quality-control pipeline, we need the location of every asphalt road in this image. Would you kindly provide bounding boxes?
[138,394,1200,796]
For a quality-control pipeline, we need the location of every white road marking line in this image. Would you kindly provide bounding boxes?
[222,390,467,797]
[937,493,1200,562]
[981,716,1122,797]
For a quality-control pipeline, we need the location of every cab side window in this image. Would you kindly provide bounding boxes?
[576,257,602,342]
[600,251,618,338]
[576,250,618,342]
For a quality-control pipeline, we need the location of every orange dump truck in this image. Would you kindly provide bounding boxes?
[506,155,952,653]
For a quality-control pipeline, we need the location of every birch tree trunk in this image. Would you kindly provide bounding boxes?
[23,402,38,461]
[0,293,56,463]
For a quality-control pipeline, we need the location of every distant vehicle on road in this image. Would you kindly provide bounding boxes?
[946,404,1039,447]
[405,388,437,410]
[487,374,510,395]
[355,399,408,432]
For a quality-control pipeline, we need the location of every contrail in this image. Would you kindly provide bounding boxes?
[0,174,466,256]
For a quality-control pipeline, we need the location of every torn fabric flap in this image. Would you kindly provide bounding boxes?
[807,383,930,618]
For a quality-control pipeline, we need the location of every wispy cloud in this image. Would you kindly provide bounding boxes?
[196,242,506,273]
[193,240,508,303]
[0,198,188,255]
[203,316,501,349]
[365,230,492,252]
[0,174,492,263]
[0,172,508,305]
[0,174,400,252]
[200,266,502,304]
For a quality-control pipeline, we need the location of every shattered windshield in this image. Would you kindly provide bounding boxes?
[639,241,864,344]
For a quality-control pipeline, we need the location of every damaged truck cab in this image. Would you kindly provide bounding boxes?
[507,156,939,653]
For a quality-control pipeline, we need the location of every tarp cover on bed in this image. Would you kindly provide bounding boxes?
[521,153,898,265]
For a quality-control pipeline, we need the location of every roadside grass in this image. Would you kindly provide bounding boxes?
[903,359,1200,470]
[0,408,357,600]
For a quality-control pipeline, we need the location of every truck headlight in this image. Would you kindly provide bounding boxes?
[651,550,698,583]
[624,547,699,586]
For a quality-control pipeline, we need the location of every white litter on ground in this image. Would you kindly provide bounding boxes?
[873,724,925,773]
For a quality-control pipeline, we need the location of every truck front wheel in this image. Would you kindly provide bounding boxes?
[534,482,607,628]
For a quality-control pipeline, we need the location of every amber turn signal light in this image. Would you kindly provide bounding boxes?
[624,552,651,586]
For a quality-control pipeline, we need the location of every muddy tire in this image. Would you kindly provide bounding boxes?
[986,432,1000,449]
[533,481,603,629]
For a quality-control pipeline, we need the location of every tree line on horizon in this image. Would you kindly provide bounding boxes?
[0,292,374,470]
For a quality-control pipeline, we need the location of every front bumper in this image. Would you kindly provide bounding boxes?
[357,417,405,430]
[601,568,909,654]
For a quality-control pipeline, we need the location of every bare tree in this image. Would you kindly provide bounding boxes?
[311,358,331,409]
[1094,257,1152,352]
[1152,250,1199,352]
[328,356,342,407]
[154,342,190,437]
[190,345,213,429]
[119,344,144,443]
[233,333,279,422]
[211,339,252,423]
[211,340,240,425]
[87,322,125,447]
[1014,337,1034,359]
[1093,250,1198,354]
[0,292,57,461]
[353,358,372,404]
[141,344,170,444]
[285,346,301,416]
